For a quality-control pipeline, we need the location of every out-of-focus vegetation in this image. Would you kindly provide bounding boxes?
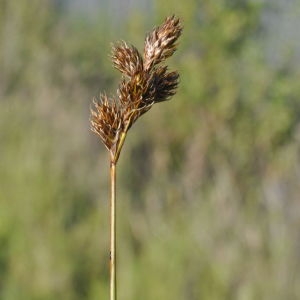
[1,0,300,299]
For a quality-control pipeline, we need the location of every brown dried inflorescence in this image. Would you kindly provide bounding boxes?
[90,15,182,163]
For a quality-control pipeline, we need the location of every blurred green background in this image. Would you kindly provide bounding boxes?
[1,0,300,299]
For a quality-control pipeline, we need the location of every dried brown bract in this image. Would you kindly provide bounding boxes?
[91,15,182,163]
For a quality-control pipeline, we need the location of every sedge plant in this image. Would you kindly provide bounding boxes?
[90,15,182,300]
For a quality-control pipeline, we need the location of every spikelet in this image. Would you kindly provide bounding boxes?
[144,15,182,71]
[111,42,144,77]
[90,16,183,163]
[90,95,123,152]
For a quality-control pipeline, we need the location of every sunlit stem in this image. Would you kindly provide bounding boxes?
[109,157,117,300]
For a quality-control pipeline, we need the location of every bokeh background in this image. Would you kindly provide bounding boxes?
[1,0,300,299]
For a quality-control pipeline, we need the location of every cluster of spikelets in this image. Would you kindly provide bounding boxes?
[90,16,183,163]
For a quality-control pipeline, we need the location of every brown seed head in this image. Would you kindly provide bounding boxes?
[146,66,179,103]
[144,15,183,71]
[90,15,182,163]
[90,95,123,152]
[111,42,144,77]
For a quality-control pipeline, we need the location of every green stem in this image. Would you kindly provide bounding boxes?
[110,159,117,300]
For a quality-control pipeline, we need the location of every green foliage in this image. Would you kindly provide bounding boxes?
[1,0,300,299]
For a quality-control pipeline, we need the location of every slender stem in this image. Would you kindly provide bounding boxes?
[110,160,117,300]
